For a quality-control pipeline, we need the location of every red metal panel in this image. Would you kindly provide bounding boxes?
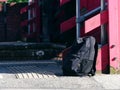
[60,0,101,34]
[108,0,120,73]
[60,0,100,9]
[20,6,28,14]
[85,10,108,33]
[87,0,100,11]
[80,0,87,9]
[60,16,75,33]
[20,3,35,14]
[60,0,70,6]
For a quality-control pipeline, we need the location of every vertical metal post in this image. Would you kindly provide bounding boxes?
[42,0,50,42]
[76,0,80,42]
[28,0,32,35]
[32,0,35,33]
[101,0,107,45]
[3,2,7,41]
[108,0,120,73]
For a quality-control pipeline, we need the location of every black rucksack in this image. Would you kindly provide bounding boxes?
[62,36,98,76]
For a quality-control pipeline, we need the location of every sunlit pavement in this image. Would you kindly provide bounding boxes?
[0,60,120,89]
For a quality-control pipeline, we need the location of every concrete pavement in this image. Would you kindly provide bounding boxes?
[0,75,120,89]
[0,60,120,89]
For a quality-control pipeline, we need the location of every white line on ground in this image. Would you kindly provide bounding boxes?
[0,74,3,79]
